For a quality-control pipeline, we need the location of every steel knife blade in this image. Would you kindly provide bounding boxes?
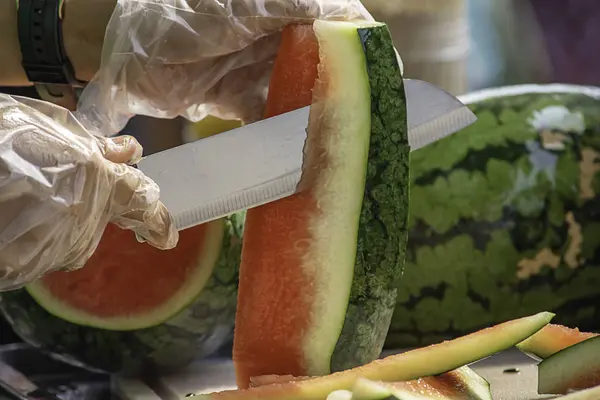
[137,79,476,230]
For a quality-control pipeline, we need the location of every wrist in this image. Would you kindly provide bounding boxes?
[62,0,116,83]
[0,0,115,87]
[0,1,29,86]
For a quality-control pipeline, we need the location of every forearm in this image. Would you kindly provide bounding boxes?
[0,0,116,86]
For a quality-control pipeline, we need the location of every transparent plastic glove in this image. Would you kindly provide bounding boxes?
[75,0,375,135]
[0,95,178,291]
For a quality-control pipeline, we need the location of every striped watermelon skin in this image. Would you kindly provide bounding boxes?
[387,85,600,348]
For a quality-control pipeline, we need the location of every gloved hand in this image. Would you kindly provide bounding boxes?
[0,94,178,291]
[75,0,374,135]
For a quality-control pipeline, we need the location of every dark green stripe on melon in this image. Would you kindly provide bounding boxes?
[0,213,244,374]
[331,24,409,372]
[387,88,600,348]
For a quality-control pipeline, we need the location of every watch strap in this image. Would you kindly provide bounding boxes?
[16,0,81,110]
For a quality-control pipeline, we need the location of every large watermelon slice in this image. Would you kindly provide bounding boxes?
[387,84,600,348]
[233,20,410,387]
[0,169,244,372]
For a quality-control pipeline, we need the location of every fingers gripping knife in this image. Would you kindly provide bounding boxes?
[137,79,477,230]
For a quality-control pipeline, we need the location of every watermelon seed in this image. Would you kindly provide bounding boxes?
[503,367,520,374]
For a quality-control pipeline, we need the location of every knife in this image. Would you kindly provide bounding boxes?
[137,79,477,230]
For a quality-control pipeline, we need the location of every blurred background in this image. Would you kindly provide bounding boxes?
[1,0,599,352]
[2,0,599,159]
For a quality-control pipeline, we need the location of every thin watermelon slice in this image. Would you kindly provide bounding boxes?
[233,20,410,388]
[538,336,600,395]
[348,366,492,400]
[552,385,600,400]
[327,368,492,400]
[212,367,491,399]
[516,323,598,360]
[199,312,553,400]
[249,366,492,400]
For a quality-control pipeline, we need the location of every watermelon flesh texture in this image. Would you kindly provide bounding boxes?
[387,85,600,348]
[233,20,409,387]
[0,212,244,375]
[516,323,598,360]
[538,335,600,395]
[198,312,553,400]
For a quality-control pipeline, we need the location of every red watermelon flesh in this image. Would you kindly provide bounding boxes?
[26,220,225,330]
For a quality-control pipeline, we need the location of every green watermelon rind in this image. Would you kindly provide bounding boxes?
[326,22,409,372]
[0,213,244,374]
[388,84,600,348]
[551,385,600,400]
[538,335,600,395]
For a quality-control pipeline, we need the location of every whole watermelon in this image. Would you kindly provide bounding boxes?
[387,84,600,348]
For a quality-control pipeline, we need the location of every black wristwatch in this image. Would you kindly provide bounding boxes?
[16,0,84,110]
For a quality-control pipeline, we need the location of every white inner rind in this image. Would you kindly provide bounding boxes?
[300,20,375,376]
[26,220,225,331]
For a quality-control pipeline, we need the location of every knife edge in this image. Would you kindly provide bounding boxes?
[172,170,301,231]
[408,105,476,151]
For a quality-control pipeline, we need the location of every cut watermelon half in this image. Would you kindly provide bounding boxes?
[516,323,598,360]
[538,335,600,395]
[0,120,245,374]
[26,221,225,330]
[200,312,553,400]
[234,19,410,388]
